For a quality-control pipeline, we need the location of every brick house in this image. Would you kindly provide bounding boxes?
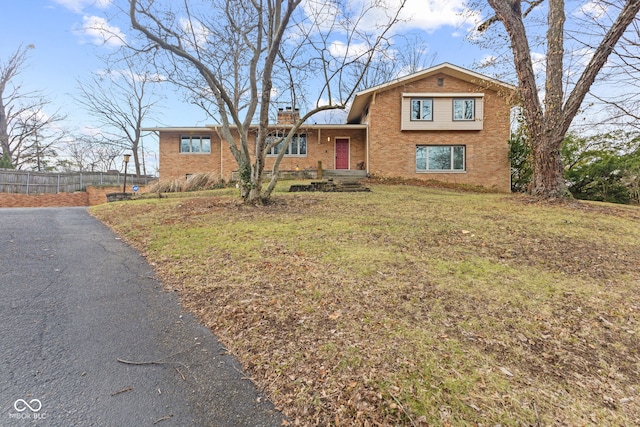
[149,63,517,192]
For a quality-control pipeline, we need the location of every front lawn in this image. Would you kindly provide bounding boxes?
[91,183,640,426]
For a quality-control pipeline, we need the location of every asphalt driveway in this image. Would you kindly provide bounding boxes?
[0,207,283,426]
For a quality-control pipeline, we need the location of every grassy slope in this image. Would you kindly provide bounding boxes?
[91,184,640,426]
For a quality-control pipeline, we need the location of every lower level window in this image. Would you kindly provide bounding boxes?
[416,145,465,171]
[181,136,211,153]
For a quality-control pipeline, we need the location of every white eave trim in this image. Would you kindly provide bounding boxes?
[142,127,215,132]
[142,124,368,132]
[402,92,485,98]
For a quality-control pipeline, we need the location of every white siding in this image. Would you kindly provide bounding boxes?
[401,93,484,131]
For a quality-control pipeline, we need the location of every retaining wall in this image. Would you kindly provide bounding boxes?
[0,186,148,208]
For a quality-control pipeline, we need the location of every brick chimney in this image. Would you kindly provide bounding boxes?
[276,106,300,125]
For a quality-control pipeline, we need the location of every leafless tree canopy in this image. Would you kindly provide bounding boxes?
[129,0,406,202]
[0,45,66,170]
[75,52,163,176]
[475,0,640,198]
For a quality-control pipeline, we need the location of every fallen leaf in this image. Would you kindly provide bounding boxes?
[328,310,342,320]
[499,367,514,377]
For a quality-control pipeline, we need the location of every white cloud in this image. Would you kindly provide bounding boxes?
[478,54,498,68]
[327,40,371,59]
[52,0,112,13]
[531,51,546,74]
[74,15,125,47]
[399,0,481,33]
[576,0,608,20]
[301,0,341,33]
[179,17,211,50]
[326,0,468,35]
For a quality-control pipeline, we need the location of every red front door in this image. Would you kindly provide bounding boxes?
[335,139,349,169]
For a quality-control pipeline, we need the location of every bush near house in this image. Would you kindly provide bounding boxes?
[147,173,227,194]
[510,131,640,204]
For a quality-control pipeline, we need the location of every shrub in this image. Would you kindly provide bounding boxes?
[509,130,532,193]
[184,173,226,191]
[147,173,226,194]
[0,152,14,169]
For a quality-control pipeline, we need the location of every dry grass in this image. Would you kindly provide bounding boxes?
[91,183,640,426]
[147,172,226,193]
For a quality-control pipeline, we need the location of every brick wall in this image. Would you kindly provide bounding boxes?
[160,127,367,181]
[86,186,151,206]
[159,131,223,179]
[0,192,89,208]
[0,186,150,208]
[367,72,512,192]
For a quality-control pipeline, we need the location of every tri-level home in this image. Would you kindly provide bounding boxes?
[148,63,517,192]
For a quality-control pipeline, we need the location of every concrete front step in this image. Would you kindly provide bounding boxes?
[289,178,370,193]
[322,170,368,180]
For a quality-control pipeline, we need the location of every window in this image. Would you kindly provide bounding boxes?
[416,145,465,171]
[410,98,433,121]
[453,99,475,121]
[267,133,307,156]
[180,136,211,153]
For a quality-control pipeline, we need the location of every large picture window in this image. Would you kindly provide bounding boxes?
[416,145,465,171]
[180,135,211,153]
[267,133,307,156]
[453,99,475,121]
[410,98,433,121]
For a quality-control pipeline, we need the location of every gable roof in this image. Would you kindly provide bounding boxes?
[346,62,517,124]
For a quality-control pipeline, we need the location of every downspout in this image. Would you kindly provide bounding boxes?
[366,125,370,176]
[209,126,225,181]
[216,131,224,181]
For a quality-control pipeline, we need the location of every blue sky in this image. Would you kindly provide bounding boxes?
[1,1,490,128]
[4,0,628,174]
[1,0,499,172]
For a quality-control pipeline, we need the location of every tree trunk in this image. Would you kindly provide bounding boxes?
[531,132,566,198]
[245,162,264,204]
[485,0,640,199]
[133,148,141,177]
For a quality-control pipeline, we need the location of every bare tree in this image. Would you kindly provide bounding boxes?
[16,111,67,171]
[129,0,405,203]
[0,45,66,169]
[477,0,640,198]
[63,135,122,172]
[348,33,437,93]
[75,53,162,176]
[586,19,640,132]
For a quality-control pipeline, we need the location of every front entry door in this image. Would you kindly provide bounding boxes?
[335,139,349,170]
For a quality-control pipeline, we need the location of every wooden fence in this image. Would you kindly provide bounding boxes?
[0,169,155,194]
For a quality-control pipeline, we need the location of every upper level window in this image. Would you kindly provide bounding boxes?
[416,145,465,171]
[181,136,211,153]
[267,133,307,156]
[453,99,475,121]
[410,98,433,121]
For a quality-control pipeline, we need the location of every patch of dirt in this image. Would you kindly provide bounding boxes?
[512,194,640,220]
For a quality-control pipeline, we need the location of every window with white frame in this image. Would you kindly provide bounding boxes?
[410,98,433,121]
[453,99,475,121]
[180,135,211,153]
[267,133,307,156]
[416,145,465,171]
